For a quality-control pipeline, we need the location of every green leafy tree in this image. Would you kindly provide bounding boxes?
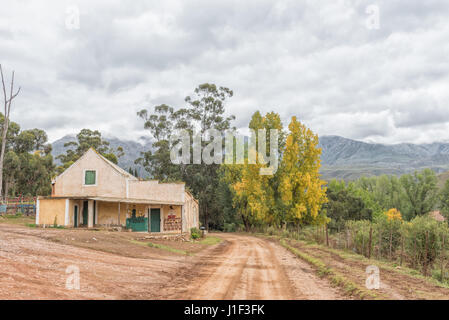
[439,179,449,220]
[136,105,181,181]
[400,169,438,219]
[138,84,235,230]
[56,129,124,173]
[325,181,372,232]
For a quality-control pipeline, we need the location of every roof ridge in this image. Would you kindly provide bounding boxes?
[91,148,137,179]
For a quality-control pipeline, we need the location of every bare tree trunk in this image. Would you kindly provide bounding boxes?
[0,65,20,200]
[325,224,329,247]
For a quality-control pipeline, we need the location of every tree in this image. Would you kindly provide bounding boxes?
[0,65,21,198]
[0,115,54,197]
[279,116,328,227]
[225,111,286,230]
[138,84,236,230]
[56,129,124,173]
[324,181,372,232]
[400,169,438,219]
[439,179,449,220]
[136,105,181,181]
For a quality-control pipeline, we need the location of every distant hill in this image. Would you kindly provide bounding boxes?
[319,136,449,180]
[51,135,152,178]
[51,134,449,181]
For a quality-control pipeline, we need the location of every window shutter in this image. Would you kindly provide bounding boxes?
[85,170,96,185]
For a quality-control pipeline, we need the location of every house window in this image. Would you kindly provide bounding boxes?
[84,170,96,185]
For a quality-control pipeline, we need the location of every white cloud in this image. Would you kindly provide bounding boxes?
[1,0,449,144]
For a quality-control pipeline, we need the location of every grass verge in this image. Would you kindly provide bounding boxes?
[130,240,190,255]
[280,239,380,300]
[196,236,222,245]
[296,239,449,290]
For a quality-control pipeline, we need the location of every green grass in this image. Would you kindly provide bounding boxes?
[196,236,222,245]
[0,214,35,225]
[130,240,190,255]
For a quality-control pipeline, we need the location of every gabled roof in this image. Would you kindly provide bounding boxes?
[54,148,137,182]
[95,149,137,179]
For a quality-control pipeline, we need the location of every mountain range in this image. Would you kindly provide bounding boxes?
[51,135,152,177]
[50,135,449,181]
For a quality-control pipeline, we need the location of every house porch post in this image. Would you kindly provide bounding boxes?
[88,200,94,228]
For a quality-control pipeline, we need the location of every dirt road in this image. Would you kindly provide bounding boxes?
[163,234,344,300]
[0,224,344,300]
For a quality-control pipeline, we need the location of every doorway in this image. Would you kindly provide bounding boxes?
[82,201,88,225]
[150,208,161,232]
[74,205,78,228]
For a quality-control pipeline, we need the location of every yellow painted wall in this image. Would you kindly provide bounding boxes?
[183,192,199,232]
[38,199,66,226]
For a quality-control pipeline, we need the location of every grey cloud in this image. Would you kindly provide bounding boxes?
[2,0,449,144]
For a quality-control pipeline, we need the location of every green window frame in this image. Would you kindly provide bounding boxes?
[84,170,96,185]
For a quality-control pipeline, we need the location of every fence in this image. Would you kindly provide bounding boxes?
[0,196,36,216]
[262,216,449,282]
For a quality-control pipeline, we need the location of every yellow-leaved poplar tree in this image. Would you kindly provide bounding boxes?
[279,116,327,227]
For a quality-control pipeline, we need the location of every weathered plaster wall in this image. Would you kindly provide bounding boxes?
[53,149,133,198]
[38,198,66,226]
[128,181,185,203]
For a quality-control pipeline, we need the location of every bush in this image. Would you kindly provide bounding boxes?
[266,226,277,236]
[190,227,201,240]
[402,215,449,274]
[224,223,237,232]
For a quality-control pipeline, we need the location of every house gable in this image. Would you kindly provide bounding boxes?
[53,148,135,198]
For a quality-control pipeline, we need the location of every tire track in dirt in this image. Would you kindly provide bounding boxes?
[180,234,345,300]
[0,224,347,300]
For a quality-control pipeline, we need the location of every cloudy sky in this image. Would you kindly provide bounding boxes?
[1,0,449,144]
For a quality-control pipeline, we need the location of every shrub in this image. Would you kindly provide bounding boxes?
[190,227,201,240]
[402,215,449,274]
[223,223,237,232]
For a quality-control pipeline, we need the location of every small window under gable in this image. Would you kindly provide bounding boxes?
[84,170,96,185]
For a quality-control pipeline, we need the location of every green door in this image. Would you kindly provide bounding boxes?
[82,201,88,225]
[150,209,161,232]
[74,205,78,228]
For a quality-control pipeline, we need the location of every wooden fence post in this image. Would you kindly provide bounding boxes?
[368,225,373,259]
[325,224,329,247]
[400,234,404,266]
[378,230,382,259]
[389,226,393,261]
[424,231,429,277]
[441,234,445,282]
[413,236,417,269]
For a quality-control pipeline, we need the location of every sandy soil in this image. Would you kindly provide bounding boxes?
[0,224,344,300]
